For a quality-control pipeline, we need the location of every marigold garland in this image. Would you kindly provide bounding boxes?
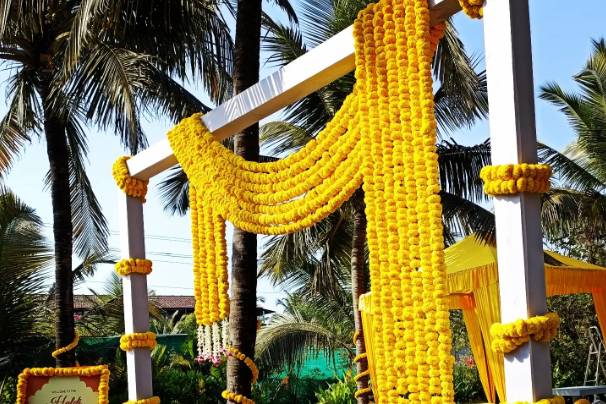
[490,313,560,354]
[124,397,161,404]
[120,332,157,351]
[221,346,259,403]
[354,387,372,398]
[166,0,454,402]
[16,366,110,404]
[221,390,254,404]
[51,331,80,359]
[480,163,552,196]
[574,400,591,404]
[115,258,153,276]
[113,156,148,201]
[458,0,483,18]
[226,346,259,384]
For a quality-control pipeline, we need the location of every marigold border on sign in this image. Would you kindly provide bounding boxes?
[15,365,110,404]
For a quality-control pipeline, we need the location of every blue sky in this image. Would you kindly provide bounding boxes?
[3,0,606,311]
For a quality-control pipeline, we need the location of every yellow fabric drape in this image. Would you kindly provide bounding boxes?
[471,283,506,402]
[462,308,495,403]
[443,236,606,403]
[358,294,378,400]
[592,290,606,338]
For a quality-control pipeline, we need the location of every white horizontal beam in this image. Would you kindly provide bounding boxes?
[126,0,462,180]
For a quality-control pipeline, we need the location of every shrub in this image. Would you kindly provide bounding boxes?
[315,377,357,404]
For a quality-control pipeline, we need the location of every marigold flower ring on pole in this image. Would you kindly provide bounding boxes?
[490,312,560,354]
[113,156,149,201]
[120,332,157,351]
[480,163,552,196]
[115,258,153,276]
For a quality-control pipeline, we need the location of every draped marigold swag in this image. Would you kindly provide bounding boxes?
[167,0,454,402]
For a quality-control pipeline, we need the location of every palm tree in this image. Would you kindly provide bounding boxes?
[0,189,53,387]
[227,1,297,401]
[539,38,606,264]
[0,0,232,366]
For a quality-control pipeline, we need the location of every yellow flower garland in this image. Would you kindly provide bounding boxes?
[354,387,372,398]
[480,163,552,196]
[574,400,591,404]
[458,0,483,19]
[124,397,161,404]
[491,313,560,354]
[115,258,153,276]
[16,366,110,404]
[120,332,157,351]
[113,156,149,201]
[51,330,80,359]
[226,346,259,384]
[165,0,454,402]
[221,390,254,404]
[221,346,259,402]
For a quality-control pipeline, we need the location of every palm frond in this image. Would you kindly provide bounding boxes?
[62,0,110,75]
[538,142,605,191]
[256,294,352,372]
[260,121,314,155]
[539,82,596,140]
[100,0,233,104]
[440,191,495,245]
[158,167,190,216]
[433,21,488,134]
[266,0,298,23]
[437,139,491,203]
[0,68,40,173]
[64,42,152,153]
[72,250,116,285]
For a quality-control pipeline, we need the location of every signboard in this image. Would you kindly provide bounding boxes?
[16,366,110,404]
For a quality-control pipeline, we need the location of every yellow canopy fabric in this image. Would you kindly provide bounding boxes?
[359,235,606,403]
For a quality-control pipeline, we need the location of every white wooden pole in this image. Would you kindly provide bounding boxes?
[483,0,552,401]
[125,0,462,180]
[118,194,154,400]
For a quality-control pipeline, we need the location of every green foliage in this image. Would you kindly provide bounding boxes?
[254,374,329,403]
[548,293,598,387]
[0,189,55,393]
[153,365,225,404]
[453,362,485,403]
[315,377,357,404]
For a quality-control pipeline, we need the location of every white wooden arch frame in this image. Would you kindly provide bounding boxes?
[118,0,551,401]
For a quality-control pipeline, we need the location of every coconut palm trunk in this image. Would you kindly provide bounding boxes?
[227,0,262,400]
[39,80,76,367]
[351,189,369,403]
